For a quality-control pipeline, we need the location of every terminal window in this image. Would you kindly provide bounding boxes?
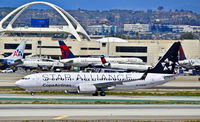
[4,44,32,50]
[116,46,147,53]
[81,48,100,50]
[37,46,71,49]
[102,43,106,47]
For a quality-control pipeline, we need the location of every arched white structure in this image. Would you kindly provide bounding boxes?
[0,1,90,41]
[96,37,128,43]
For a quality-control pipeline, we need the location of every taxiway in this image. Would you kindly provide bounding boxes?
[0,104,200,120]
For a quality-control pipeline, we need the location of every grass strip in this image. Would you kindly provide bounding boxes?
[0,98,200,104]
[1,88,200,96]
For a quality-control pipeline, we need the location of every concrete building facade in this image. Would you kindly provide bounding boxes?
[124,24,150,32]
[0,36,199,66]
[87,25,117,35]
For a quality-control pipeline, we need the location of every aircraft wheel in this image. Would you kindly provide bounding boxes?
[31,92,35,96]
[100,91,106,96]
[92,91,98,96]
[195,66,200,72]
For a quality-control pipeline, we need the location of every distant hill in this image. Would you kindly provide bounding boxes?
[0,8,200,29]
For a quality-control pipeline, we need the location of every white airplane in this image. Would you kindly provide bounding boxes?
[21,55,64,71]
[100,55,152,72]
[0,40,26,70]
[15,42,181,96]
[179,58,200,71]
[178,45,200,72]
[58,40,144,68]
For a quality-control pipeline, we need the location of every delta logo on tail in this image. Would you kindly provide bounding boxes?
[13,49,23,57]
[58,40,75,59]
[178,45,186,60]
[100,55,106,64]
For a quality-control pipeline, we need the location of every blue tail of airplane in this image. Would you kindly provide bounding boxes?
[149,42,181,74]
[58,40,75,59]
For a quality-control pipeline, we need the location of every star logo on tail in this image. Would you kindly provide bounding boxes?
[161,58,174,71]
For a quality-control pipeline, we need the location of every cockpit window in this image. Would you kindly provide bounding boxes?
[21,77,30,80]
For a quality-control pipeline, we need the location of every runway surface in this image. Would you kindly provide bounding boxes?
[0,104,200,120]
[0,94,200,120]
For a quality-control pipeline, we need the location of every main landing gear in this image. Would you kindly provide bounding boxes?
[100,91,106,96]
[31,91,35,96]
[92,91,106,96]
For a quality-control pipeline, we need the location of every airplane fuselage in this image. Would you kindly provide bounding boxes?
[22,59,64,69]
[0,59,15,69]
[179,59,200,70]
[16,72,175,93]
[61,57,144,67]
[106,63,152,72]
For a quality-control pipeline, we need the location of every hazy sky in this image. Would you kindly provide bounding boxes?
[0,0,200,13]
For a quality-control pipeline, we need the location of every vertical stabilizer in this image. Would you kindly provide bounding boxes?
[58,40,75,59]
[178,44,186,60]
[149,42,181,74]
[100,55,107,64]
[5,40,26,61]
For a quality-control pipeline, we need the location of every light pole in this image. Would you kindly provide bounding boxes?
[38,40,42,58]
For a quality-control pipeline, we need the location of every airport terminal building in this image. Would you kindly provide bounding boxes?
[0,1,200,66]
[0,36,199,66]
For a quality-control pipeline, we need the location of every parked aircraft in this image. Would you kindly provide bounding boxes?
[0,40,26,70]
[100,55,151,72]
[15,42,181,96]
[179,58,200,71]
[21,55,64,71]
[178,45,200,72]
[58,40,144,68]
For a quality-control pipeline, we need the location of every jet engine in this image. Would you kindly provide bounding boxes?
[77,84,96,93]
[102,63,111,68]
[64,89,78,93]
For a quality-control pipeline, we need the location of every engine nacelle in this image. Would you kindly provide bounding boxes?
[102,63,111,68]
[179,60,191,65]
[65,90,78,93]
[77,84,96,93]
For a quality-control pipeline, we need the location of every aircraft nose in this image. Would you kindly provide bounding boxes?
[15,80,24,88]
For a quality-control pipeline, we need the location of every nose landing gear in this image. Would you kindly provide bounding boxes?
[31,91,35,96]
[100,91,106,96]
[92,91,106,96]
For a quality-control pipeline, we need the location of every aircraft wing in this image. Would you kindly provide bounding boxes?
[60,59,73,64]
[8,59,23,66]
[93,69,148,89]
